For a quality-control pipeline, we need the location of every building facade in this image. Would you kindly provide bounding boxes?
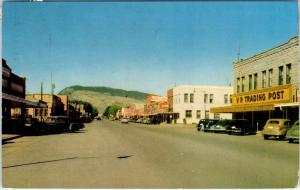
[211,36,299,129]
[26,94,65,121]
[168,85,233,124]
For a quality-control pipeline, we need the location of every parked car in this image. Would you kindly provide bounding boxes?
[262,119,290,140]
[227,119,257,135]
[142,118,151,124]
[136,118,143,123]
[44,116,70,133]
[206,119,231,133]
[286,120,299,143]
[197,119,219,131]
[121,118,129,124]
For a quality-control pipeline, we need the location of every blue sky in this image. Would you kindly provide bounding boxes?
[2,1,298,95]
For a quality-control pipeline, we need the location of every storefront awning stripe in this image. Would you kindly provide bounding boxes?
[210,104,275,113]
[2,93,47,108]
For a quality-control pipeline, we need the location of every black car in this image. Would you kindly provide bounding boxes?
[197,119,219,131]
[227,119,257,135]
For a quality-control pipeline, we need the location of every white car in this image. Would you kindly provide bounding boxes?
[121,118,129,124]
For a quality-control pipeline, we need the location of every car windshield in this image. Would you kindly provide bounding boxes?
[269,120,280,124]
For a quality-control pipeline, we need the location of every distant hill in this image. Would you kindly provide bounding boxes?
[58,85,148,114]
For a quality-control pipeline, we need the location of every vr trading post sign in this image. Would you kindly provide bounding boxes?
[233,85,291,105]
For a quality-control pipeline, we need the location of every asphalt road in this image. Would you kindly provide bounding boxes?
[2,120,299,188]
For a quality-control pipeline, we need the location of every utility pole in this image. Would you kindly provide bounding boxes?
[40,82,43,101]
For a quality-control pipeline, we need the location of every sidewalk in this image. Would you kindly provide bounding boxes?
[2,134,23,143]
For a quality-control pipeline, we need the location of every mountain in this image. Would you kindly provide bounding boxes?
[58,85,148,114]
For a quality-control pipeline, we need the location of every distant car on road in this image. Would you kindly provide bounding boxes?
[197,119,219,131]
[262,119,290,140]
[45,116,70,133]
[227,119,257,135]
[286,120,299,143]
[121,118,129,124]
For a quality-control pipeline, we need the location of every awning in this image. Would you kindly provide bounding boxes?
[2,93,47,108]
[274,102,300,108]
[210,104,275,113]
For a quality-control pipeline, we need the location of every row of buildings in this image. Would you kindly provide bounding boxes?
[2,59,89,134]
[119,36,299,128]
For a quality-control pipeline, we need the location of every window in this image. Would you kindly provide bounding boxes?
[268,69,273,87]
[196,110,201,119]
[286,64,291,84]
[224,94,228,104]
[184,93,188,103]
[204,94,208,103]
[214,113,220,119]
[209,94,214,103]
[205,111,209,119]
[185,110,192,118]
[241,77,245,92]
[230,95,232,103]
[237,78,240,93]
[262,70,266,88]
[254,73,258,90]
[279,66,284,85]
[248,75,252,91]
[190,93,194,103]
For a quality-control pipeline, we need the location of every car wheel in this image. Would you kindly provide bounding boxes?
[197,128,200,131]
[279,135,285,140]
[263,135,269,140]
[288,139,294,143]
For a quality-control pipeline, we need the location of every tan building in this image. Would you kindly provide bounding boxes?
[211,36,299,129]
[26,94,65,121]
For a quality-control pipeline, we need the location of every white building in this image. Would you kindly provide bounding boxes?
[167,85,233,124]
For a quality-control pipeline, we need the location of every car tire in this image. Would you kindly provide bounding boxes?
[288,139,294,143]
[279,135,285,140]
[263,135,269,140]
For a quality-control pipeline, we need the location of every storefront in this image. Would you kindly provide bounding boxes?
[211,36,299,130]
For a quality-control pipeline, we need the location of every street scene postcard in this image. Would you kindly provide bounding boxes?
[1,0,299,188]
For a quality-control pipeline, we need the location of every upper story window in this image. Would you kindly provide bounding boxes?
[184,93,188,103]
[204,94,208,103]
[262,70,266,88]
[237,78,240,93]
[224,94,228,104]
[190,93,194,103]
[254,73,258,90]
[209,94,214,104]
[248,75,252,91]
[268,69,273,87]
[278,66,284,85]
[241,77,245,92]
[286,64,291,84]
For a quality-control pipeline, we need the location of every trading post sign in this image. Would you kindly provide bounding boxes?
[233,85,291,106]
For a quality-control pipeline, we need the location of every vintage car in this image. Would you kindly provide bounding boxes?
[262,119,290,140]
[197,119,219,131]
[286,120,299,143]
[206,119,232,133]
[227,119,257,135]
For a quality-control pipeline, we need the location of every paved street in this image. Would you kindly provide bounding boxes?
[2,120,299,188]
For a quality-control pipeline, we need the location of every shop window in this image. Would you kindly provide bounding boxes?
[209,94,214,103]
[196,110,201,119]
[190,93,194,103]
[184,93,188,103]
[248,75,252,91]
[185,110,192,118]
[214,113,220,119]
[286,64,291,84]
[241,77,245,92]
[262,70,266,88]
[204,94,208,103]
[205,111,209,119]
[254,73,258,90]
[230,95,232,103]
[268,69,273,87]
[278,66,284,85]
[237,78,240,93]
[224,94,228,104]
